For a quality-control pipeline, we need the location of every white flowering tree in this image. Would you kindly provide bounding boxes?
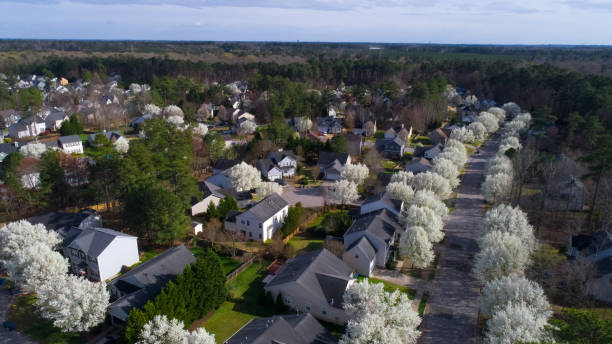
[502,102,521,117]
[5,244,68,291]
[486,155,513,176]
[450,126,475,144]
[485,301,550,344]
[473,231,531,284]
[468,122,488,141]
[480,204,536,252]
[410,190,448,219]
[400,226,435,269]
[386,182,415,204]
[129,83,142,94]
[35,275,109,332]
[143,104,162,117]
[239,120,257,134]
[499,136,522,153]
[432,157,460,188]
[478,274,551,318]
[515,112,532,127]
[341,280,421,344]
[228,162,261,192]
[390,171,414,185]
[408,172,451,199]
[403,205,445,243]
[0,220,61,264]
[256,181,283,199]
[341,163,370,185]
[21,143,47,159]
[295,116,313,133]
[329,179,359,205]
[137,315,215,344]
[167,115,184,126]
[113,136,130,154]
[504,120,527,137]
[477,112,500,134]
[482,173,513,204]
[464,94,478,106]
[193,123,208,137]
[163,105,184,118]
[487,107,507,124]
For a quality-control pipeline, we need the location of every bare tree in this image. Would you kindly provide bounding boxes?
[511,137,537,206]
[201,218,222,248]
[324,237,345,258]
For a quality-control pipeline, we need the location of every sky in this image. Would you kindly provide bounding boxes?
[0,0,609,45]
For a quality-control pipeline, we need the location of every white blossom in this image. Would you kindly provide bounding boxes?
[410,190,448,219]
[480,204,536,253]
[450,126,475,144]
[256,181,283,199]
[486,155,513,176]
[193,123,208,137]
[407,172,451,199]
[503,120,526,137]
[482,173,513,204]
[514,112,532,127]
[473,231,531,284]
[468,122,488,141]
[295,116,313,133]
[129,83,142,94]
[403,204,445,243]
[163,105,184,118]
[167,115,184,125]
[0,220,61,264]
[499,136,521,153]
[137,315,216,344]
[477,112,500,134]
[228,162,261,192]
[502,102,521,118]
[113,136,130,154]
[479,274,551,318]
[329,179,359,205]
[20,143,47,159]
[386,182,415,204]
[239,120,257,134]
[487,107,507,124]
[341,163,370,185]
[400,226,435,269]
[341,280,421,344]
[186,328,216,344]
[464,94,478,106]
[390,171,414,185]
[35,275,109,332]
[5,243,68,291]
[432,157,460,188]
[143,104,162,117]
[485,302,549,344]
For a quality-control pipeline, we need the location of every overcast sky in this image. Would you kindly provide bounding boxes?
[0,0,609,45]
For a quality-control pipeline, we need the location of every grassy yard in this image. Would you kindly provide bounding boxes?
[287,232,324,253]
[202,260,274,343]
[381,160,398,170]
[7,294,84,344]
[357,276,416,299]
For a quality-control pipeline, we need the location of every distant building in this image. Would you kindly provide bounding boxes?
[317,152,351,180]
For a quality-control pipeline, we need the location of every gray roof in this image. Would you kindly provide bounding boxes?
[266,249,353,309]
[346,236,377,262]
[66,227,136,257]
[0,143,17,155]
[405,157,433,173]
[257,158,276,173]
[345,209,399,245]
[89,131,122,143]
[268,150,296,164]
[45,111,67,124]
[199,181,252,207]
[318,151,349,167]
[244,193,288,222]
[108,245,196,321]
[58,135,82,145]
[225,313,336,344]
[28,209,97,246]
[361,192,403,214]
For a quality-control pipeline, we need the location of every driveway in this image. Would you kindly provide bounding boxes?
[0,284,36,344]
[418,137,500,344]
[281,185,326,208]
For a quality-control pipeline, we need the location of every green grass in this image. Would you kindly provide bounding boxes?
[418,293,429,317]
[287,233,324,253]
[203,260,274,343]
[357,276,416,299]
[381,160,397,170]
[306,210,346,229]
[7,294,84,344]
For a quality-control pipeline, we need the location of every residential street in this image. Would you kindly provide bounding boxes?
[418,137,499,344]
[0,284,36,344]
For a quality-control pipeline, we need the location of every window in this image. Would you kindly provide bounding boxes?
[284,296,291,305]
[355,254,359,259]
[241,220,245,225]
[247,220,250,226]
[305,303,311,311]
[249,232,252,237]
[321,307,327,315]
[259,234,262,239]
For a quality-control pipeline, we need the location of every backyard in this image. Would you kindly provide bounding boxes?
[357,276,416,299]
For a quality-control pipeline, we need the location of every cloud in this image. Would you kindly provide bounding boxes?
[559,0,612,12]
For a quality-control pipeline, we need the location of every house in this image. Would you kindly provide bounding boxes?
[257,159,283,181]
[360,192,404,217]
[63,227,139,281]
[212,159,240,175]
[234,117,257,134]
[191,181,252,216]
[57,135,84,154]
[318,152,351,181]
[191,221,203,235]
[405,157,433,174]
[205,168,233,189]
[376,136,405,159]
[224,313,336,344]
[317,117,342,135]
[9,121,31,139]
[328,107,337,118]
[424,143,443,160]
[45,111,69,131]
[0,143,17,162]
[343,209,400,276]
[264,249,355,325]
[88,131,122,146]
[567,231,612,262]
[547,175,585,211]
[258,149,297,180]
[429,128,449,145]
[224,193,289,241]
[107,245,196,323]
[33,116,46,135]
[589,257,612,303]
[28,209,101,246]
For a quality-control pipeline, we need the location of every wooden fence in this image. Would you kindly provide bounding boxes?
[281,211,321,244]
[225,255,256,281]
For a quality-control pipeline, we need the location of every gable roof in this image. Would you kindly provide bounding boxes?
[361,192,403,214]
[225,313,336,344]
[346,236,377,262]
[405,157,433,173]
[257,158,277,173]
[67,227,136,257]
[108,245,196,321]
[28,209,97,245]
[268,150,296,164]
[345,209,399,246]
[199,180,252,203]
[58,135,82,145]
[266,249,353,308]
[0,143,17,155]
[318,151,349,167]
[243,193,288,222]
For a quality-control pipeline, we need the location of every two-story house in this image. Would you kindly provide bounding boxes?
[264,249,355,325]
[191,181,252,216]
[57,135,84,154]
[45,111,69,131]
[258,150,297,180]
[224,193,289,241]
[317,117,342,135]
[376,136,405,159]
[317,152,351,181]
[359,192,404,217]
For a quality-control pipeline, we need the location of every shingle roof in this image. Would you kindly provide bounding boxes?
[268,150,296,164]
[244,193,288,222]
[108,245,196,321]
[67,227,136,257]
[225,313,336,344]
[266,249,353,309]
[361,192,403,214]
[58,135,82,145]
[405,157,433,173]
[346,236,377,262]
[0,143,17,155]
[257,158,276,173]
[28,210,97,245]
[345,209,399,243]
[318,151,349,167]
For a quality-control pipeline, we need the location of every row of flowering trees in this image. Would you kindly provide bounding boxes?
[474,105,553,343]
[329,162,370,205]
[0,221,109,332]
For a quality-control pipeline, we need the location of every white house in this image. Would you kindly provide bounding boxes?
[191,181,252,216]
[318,152,351,181]
[191,221,203,236]
[45,111,69,131]
[64,227,139,281]
[258,150,297,180]
[57,135,84,154]
[224,193,289,241]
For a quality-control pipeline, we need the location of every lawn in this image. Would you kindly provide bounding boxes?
[357,276,416,299]
[287,233,324,253]
[7,294,84,344]
[381,160,398,170]
[305,209,346,229]
[202,260,274,343]
[189,247,242,275]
